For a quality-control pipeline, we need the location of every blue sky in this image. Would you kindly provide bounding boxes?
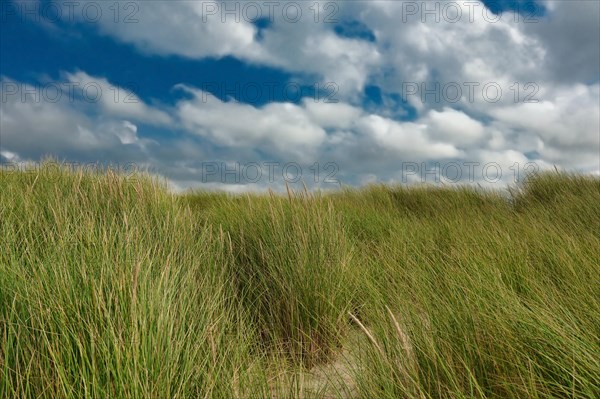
[1,0,598,191]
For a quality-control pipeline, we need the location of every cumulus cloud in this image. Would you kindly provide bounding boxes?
[59,1,381,98]
[353,0,548,113]
[355,114,462,159]
[75,1,263,59]
[254,26,381,98]
[175,85,327,160]
[490,84,600,171]
[64,71,172,125]
[425,108,486,147]
[0,76,156,161]
[4,1,599,190]
[303,101,363,130]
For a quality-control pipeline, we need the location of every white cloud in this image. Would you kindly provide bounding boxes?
[77,1,262,59]
[254,27,381,98]
[303,101,362,129]
[356,114,462,159]
[425,108,485,146]
[175,86,327,160]
[490,84,600,170]
[0,77,156,160]
[0,150,19,162]
[65,71,171,125]
[61,1,380,98]
[5,1,599,189]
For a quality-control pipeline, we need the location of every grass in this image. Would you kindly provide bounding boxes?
[1,163,599,398]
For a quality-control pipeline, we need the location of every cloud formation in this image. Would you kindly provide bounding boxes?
[2,0,599,190]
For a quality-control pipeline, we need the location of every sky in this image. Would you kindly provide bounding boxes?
[1,0,599,192]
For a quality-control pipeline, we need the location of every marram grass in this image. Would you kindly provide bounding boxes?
[1,164,599,398]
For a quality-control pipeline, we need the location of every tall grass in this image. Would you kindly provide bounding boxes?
[200,190,357,367]
[1,164,598,398]
[0,167,264,398]
[338,175,600,398]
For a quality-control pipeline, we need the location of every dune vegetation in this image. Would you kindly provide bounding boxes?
[1,164,599,398]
